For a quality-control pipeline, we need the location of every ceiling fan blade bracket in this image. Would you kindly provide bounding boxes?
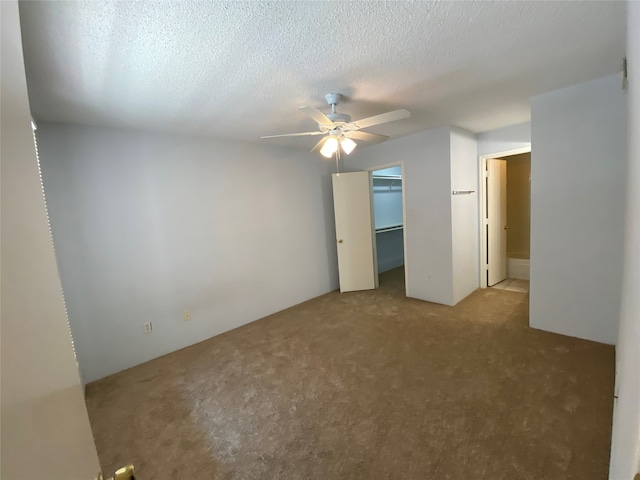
[336,123,351,132]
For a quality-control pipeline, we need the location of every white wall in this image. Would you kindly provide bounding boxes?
[530,74,627,345]
[609,1,640,477]
[477,122,531,157]
[36,123,339,382]
[346,127,455,305]
[0,2,101,478]
[450,128,480,304]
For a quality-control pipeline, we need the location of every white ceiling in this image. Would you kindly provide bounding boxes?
[19,1,626,150]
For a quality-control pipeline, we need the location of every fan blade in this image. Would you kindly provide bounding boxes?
[311,136,329,153]
[299,106,335,126]
[345,131,389,144]
[261,131,324,139]
[352,109,411,129]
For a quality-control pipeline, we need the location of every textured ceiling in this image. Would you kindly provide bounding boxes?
[19,1,626,149]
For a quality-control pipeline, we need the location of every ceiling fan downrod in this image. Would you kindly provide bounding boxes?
[324,93,351,124]
[325,92,342,111]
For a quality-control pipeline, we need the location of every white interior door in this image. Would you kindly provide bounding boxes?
[332,172,378,292]
[487,158,508,286]
[2,1,104,477]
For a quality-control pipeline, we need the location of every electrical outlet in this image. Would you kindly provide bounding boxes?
[183,310,191,321]
[143,322,152,334]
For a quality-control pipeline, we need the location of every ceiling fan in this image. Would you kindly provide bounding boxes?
[261,93,411,158]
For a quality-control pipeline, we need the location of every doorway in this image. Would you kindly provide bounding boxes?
[370,164,406,291]
[480,148,531,292]
[330,162,408,295]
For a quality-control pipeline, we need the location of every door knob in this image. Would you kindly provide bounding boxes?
[97,464,135,480]
[503,225,510,230]
[338,239,343,243]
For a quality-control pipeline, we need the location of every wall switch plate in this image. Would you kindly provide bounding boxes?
[183,310,191,321]
[143,322,152,334]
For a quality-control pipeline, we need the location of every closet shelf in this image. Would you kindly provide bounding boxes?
[372,174,402,190]
[376,225,403,233]
[372,174,402,181]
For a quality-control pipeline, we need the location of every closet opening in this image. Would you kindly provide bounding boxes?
[371,164,406,292]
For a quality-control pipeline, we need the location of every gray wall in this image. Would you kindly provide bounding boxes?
[376,229,404,273]
[37,123,339,382]
[530,74,627,345]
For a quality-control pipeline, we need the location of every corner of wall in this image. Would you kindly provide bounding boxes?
[449,127,480,305]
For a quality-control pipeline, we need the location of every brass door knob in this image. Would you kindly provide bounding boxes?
[338,239,343,243]
[97,464,135,480]
[114,465,136,480]
[504,225,510,230]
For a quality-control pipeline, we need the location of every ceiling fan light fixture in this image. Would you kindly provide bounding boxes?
[320,136,339,158]
[340,137,357,155]
[261,93,411,159]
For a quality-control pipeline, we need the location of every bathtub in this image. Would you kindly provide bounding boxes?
[507,257,530,280]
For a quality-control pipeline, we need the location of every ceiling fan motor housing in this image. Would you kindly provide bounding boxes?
[325,92,342,106]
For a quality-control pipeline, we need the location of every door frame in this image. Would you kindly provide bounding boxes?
[365,161,409,296]
[478,146,531,288]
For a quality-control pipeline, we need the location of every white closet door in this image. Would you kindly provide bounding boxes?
[332,172,378,292]
[487,158,508,286]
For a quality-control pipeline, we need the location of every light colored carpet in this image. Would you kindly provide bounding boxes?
[85,267,614,479]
